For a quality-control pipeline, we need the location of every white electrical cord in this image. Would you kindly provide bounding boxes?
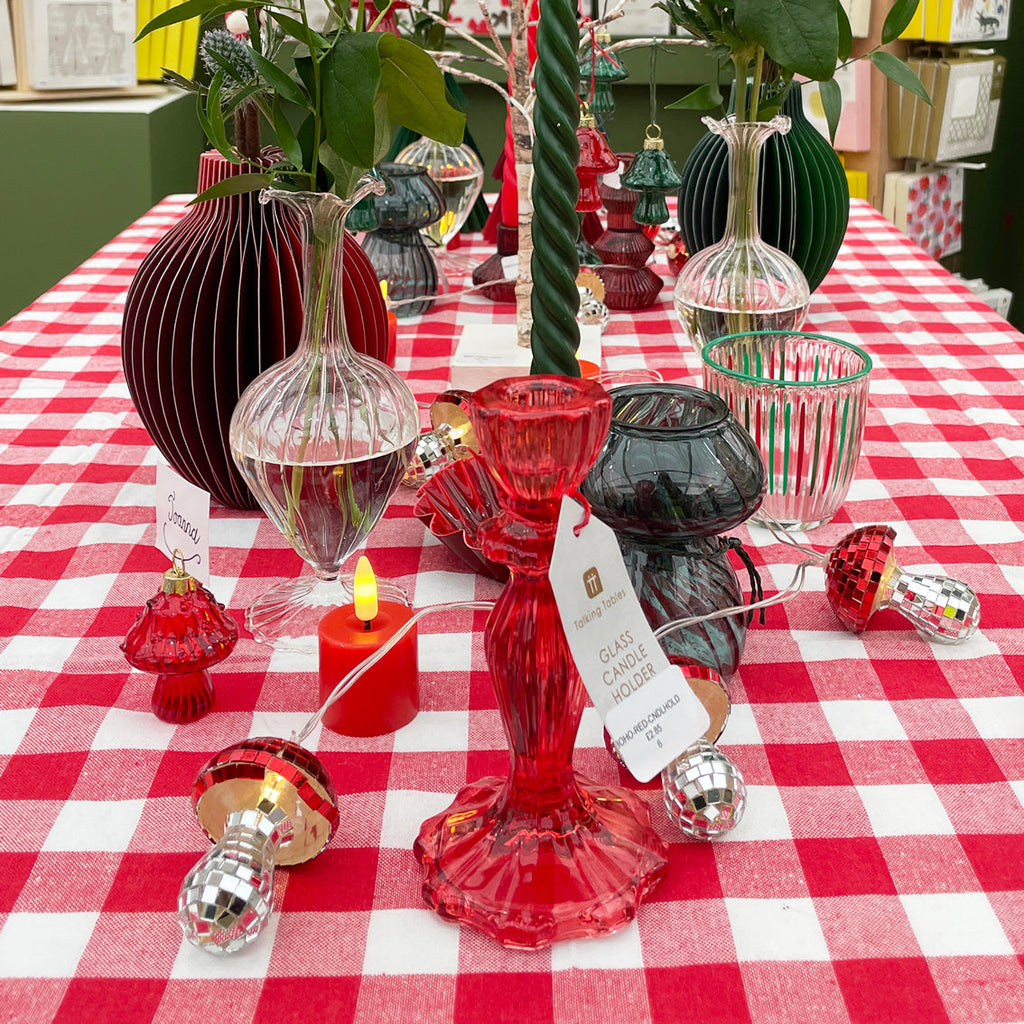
[292,600,496,745]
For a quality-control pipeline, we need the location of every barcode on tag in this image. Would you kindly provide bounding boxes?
[549,496,709,781]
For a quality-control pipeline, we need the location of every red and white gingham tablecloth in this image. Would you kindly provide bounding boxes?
[0,198,1022,1024]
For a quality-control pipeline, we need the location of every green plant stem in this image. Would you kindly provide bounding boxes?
[732,53,747,121]
[285,225,335,537]
[298,1,322,187]
[749,45,764,121]
[367,0,394,31]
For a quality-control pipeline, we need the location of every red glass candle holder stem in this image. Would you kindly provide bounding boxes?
[415,376,668,948]
[151,670,214,724]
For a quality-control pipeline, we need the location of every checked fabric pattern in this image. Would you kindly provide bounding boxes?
[0,198,1022,1024]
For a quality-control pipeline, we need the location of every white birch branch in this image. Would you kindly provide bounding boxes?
[404,1,507,64]
[476,0,508,63]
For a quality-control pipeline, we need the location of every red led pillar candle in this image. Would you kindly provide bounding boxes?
[318,557,419,736]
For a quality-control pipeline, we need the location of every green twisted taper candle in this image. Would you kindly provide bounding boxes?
[529,0,582,377]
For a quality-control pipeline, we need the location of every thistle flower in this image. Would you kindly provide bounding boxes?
[200,28,258,87]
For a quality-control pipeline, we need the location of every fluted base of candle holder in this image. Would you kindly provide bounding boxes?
[415,773,668,949]
[471,223,518,302]
[247,575,408,653]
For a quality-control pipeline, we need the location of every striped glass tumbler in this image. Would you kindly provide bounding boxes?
[701,332,872,530]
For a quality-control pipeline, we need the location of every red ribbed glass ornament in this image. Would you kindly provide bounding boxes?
[121,557,238,723]
[575,115,618,213]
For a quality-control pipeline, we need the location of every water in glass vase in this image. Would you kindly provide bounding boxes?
[680,303,808,351]
[237,443,415,575]
[423,174,483,247]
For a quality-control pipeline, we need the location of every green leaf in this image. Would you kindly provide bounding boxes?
[162,68,203,93]
[654,0,710,39]
[137,0,260,41]
[371,94,393,165]
[252,50,309,107]
[836,0,852,62]
[735,0,838,81]
[247,9,262,54]
[222,83,264,116]
[205,70,234,158]
[881,0,922,42]
[318,143,361,198]
[665,81,724,110]
[191,172,275,203]
[818,77,842,141]
[321,33,384,169]
[296,109,321,185]
[273,96,305,169]
[871,50,931,102]
[377,34,465,146]
[294,54,316,97]
[204,45,255,86]
[195,93,215,149]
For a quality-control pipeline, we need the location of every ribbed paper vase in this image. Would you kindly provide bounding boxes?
[121,151,389,509]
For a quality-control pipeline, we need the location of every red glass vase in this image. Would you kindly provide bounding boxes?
[414,376,668,948]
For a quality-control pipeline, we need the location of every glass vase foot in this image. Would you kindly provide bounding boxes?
[246,574,408,653]
[436,249,481,275]
[415,773,668,949]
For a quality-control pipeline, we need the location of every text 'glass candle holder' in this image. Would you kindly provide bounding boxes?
[415,376,668,949]
[318,556,419,736]
[702,331,872,531]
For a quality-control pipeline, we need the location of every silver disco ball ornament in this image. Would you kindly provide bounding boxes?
[662,739,746,840]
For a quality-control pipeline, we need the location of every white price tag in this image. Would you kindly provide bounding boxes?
[500,254,519,279]
[155,464,211,583]
[605,664,711,782]
[550,496,709,780]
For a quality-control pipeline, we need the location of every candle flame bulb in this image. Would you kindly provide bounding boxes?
[353,556,378,623]
[825,525,980,644]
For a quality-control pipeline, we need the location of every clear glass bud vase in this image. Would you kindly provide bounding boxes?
[229,181,420,650]
[673,116,810,351]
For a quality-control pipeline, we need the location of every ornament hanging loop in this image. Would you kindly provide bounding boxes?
[163,549,196,596]
[644,124,665,150]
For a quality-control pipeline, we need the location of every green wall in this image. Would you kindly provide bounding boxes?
[0,94,205,325]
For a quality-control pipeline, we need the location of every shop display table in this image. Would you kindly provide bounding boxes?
[0,198,1022,1024]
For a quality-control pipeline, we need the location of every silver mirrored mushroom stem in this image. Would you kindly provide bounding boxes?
[402,389,478,488]
[661,739,747,840]
[177,738,339,955]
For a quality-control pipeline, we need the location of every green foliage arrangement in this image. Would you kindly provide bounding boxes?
[139,0,466,199]
[655,0,930,136]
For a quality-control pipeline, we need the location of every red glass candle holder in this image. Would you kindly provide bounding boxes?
[414,375,668,948]
[318,602,419,736]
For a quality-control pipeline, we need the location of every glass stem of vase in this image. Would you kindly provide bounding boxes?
[724,127,761,247]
